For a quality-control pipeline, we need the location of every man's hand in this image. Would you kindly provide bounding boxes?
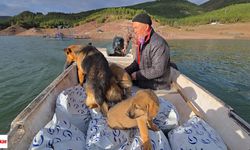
[121,48,126,55]
[131,72,136,80]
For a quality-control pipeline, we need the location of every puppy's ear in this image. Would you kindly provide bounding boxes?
[126,104,135,118]
[126,104,145,119]
[64,48,72,54]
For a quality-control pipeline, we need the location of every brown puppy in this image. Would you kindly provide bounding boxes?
[64,45,132,115]
[107,89,159,150]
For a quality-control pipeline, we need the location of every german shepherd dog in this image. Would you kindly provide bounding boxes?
[64,44,131,114]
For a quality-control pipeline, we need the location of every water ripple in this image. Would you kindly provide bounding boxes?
[0,37,250,133]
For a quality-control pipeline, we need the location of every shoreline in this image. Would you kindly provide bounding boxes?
[2,35,249,41]
[1,20,250,40]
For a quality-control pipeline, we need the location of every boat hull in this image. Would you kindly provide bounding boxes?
[7,49,250,150]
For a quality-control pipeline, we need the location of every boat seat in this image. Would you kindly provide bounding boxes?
[154,89,196,125]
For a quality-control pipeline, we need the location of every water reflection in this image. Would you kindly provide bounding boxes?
[169,39,250,123]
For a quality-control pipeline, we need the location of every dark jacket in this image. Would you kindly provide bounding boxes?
[125,29,171,90]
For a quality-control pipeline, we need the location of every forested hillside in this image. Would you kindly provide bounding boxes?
[1,0,250,29]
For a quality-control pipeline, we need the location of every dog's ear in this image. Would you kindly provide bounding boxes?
[64,48,72,54]
[126,104,145,119]
[126,104,135,118]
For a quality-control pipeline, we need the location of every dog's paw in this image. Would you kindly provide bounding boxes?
[142,140,152,150]
[150,123,160,131]
[88,104,98,109]
[147,121,160,131]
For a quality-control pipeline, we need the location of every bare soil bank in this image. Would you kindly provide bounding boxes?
[1,20,250,40]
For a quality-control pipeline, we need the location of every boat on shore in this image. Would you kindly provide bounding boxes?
[7,48,250,150]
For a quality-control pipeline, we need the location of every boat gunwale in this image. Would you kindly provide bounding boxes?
[174,69,250,134]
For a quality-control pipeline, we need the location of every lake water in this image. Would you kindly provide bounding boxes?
[0,36,249,134]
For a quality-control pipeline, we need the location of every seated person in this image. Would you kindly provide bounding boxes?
[125,13,171,90]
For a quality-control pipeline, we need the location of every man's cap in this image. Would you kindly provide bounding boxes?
[132,13,152,26]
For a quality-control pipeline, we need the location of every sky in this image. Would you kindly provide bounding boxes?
[0,0,209,16]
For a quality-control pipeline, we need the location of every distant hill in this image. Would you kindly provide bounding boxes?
[128,0,203,18]
[0,16,11,30]
[77,8,145,25]
[0,16,11,21]
[1,0,250,30]
[10,10,100,28]
[79,0,204,26]
[173,3,250,26]
[202,0,250,11]
[0,0,204,29]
